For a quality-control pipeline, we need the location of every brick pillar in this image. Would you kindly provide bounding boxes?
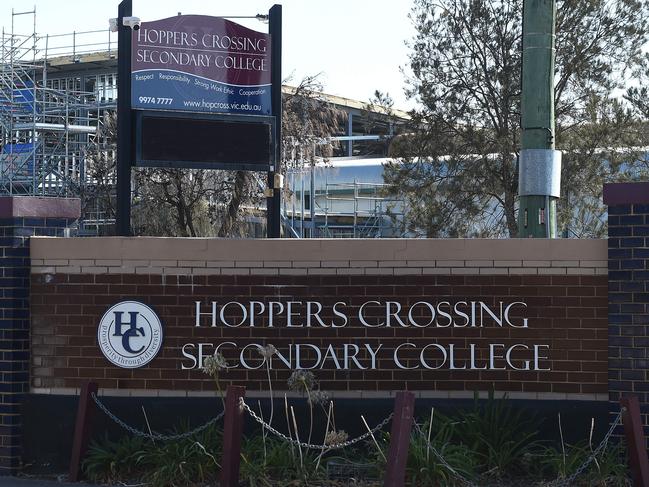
[604,182,649,449]
[0,197,80,474]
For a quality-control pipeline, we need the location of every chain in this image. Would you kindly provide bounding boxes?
[412,409,624,487]
[239,397,393,450]
[549,409,624,487]
[413,422,479,487]
[91,393,225,442]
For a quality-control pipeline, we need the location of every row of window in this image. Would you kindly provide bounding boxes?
[45,74,116,102]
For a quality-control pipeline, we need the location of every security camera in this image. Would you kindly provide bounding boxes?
[109,18,118,32]
[122,16,141,30]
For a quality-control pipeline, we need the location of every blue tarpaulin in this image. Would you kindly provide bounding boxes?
[2,143,34,154]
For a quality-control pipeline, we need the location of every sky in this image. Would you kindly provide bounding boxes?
[1,0,418,110]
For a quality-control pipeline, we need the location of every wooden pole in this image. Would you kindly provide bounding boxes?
[620,396,649,487]
[384,391,416,487]
[220,385,246,487]
[69,381,98,482]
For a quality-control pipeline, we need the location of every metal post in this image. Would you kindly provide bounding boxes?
[266,4,282,238]
[220,385,246,487]
[353,180,358,238]
[620,396,649,487]
[69,381,98,482]
[384,391,416,487]
[518,0,561,238]
[347,113,353,157]
[310,158,315,237]
[116,0,132,236]
[300,164,305,238]
[31,7,37,195]
[291,170,295,234]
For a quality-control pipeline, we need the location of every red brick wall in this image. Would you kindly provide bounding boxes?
[31,272,607,395]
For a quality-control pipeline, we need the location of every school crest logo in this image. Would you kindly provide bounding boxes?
[98,301,163,369]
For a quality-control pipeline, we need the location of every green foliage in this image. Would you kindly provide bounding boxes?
[82,420,222,487]
[387,0,649,238]
[240,435,325,486]
[82,435,150,483]
[140,438,219,487]
[450,391,539,476]
[407,414,477,486]
[82,395,631,486]
[539,440,630,486]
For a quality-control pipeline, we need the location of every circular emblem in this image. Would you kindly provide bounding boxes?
[97,301,163,369]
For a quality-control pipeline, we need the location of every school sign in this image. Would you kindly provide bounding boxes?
[0,181,648,474]
[131,15,272,115]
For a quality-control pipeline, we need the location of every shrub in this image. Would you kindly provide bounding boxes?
[83,420,222,487]
[408,413,478,486]
[450,391,540,477]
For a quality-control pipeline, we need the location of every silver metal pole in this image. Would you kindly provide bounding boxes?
[310,158,315,238]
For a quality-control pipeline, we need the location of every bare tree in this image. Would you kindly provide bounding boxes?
[82,75,344,237]
[282,75,346,170]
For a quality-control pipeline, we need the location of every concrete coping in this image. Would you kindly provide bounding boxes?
[0,196,81,219]
[603,181,649,205]
[31,236,607,262]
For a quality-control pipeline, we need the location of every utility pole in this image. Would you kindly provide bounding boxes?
[518,0,561,238]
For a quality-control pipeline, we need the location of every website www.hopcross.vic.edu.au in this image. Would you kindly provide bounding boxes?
[183,99,263,112]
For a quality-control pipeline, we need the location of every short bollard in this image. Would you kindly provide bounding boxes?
[220,385,246,487]
[69,381,98,482]
[384,391,416,487]
[620,396,649,487]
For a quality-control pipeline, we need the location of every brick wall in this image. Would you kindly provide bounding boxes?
[605,182,649,449]
[30,238,608,402]
[0,197,79,474]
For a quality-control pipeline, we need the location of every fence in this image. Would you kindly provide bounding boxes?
[69,381,649,487]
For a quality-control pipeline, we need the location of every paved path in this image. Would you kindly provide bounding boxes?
[0,478,100,487]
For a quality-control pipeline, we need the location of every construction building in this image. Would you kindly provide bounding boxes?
[0,8,409,237]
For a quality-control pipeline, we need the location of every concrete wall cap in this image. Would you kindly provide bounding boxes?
[0,196,81,219]
[31,236,607,262]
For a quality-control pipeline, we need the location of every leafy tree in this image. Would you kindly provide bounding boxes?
[386,0,649,238]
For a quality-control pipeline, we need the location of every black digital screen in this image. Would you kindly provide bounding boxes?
[137,114,273,171]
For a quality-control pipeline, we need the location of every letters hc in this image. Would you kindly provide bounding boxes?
[113,311,145,354]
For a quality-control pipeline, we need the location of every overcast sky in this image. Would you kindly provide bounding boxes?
[1,0,417,110]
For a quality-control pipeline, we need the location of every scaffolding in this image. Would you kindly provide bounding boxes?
[0,8,116,198]
[319,181,405,238]
[285,164,406,238]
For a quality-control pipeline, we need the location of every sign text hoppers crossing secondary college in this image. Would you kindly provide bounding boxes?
[131,15,271,114]
[182,299,551,372]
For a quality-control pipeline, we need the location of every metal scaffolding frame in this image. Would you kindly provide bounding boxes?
[285,164,406,239]
[0,8,116,198]
[319,181,404,238]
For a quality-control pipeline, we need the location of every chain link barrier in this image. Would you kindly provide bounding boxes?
[239,397,393,450]
[92,391,625,486]
[549,409,624,487]
[412,409,625,487]
[91,392,224,442]
[413,421,479,487]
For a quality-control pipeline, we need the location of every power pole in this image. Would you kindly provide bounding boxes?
[518,0,561,238]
